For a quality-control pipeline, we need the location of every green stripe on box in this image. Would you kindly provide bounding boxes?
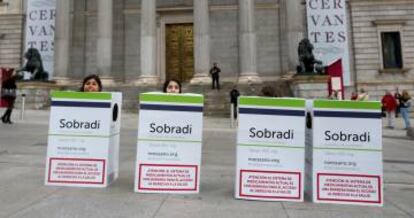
[49,132,120,138]
[140,93,203,104]
[238,143,304,149]
[138,138,202,143]
[314,147,382,152]
[51,91,112,100]
[314,100,381,110]
[239,97,305,108]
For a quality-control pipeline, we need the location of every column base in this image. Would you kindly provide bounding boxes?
[131,76,160,86]
[53,77,73,86]
[237,73,262,85]
[99,76,117,86]
[190,74,211,85]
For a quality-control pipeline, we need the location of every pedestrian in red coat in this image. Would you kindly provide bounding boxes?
[381,91,397,129]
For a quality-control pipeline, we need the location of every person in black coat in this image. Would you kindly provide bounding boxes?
[210,63,221,90]
[1,71,17,124]
[229,86,240,119]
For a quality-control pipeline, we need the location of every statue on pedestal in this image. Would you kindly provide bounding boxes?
[16,48,49,81]
[296,38,324,75]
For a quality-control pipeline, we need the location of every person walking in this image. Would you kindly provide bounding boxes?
[381,91,397,129]
[229,86,240,119]
[394,88,402,118]
[209,62,221,90]
[1,70,17,124]
[399,90,412,129]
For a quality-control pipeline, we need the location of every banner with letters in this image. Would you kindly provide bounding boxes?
[306,0,351,86]
[25,0,56,79]
[235,97,306,202]
[135,93,204,194]
[310,100,383,206]
[45,91,122,187]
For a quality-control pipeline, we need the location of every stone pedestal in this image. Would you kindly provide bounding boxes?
[237,74,262,85]
[291,74,329,99]
[100,76,117,86]
[15,81,63,110]
[53,77,73,86]
[190,75,211,85]
[133,76,160,86]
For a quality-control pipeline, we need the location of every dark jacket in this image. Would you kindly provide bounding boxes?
[210,66,221,77]
[230,89,240,104]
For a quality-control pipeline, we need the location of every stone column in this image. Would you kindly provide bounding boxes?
[281,0,305,72]
[190,0,210,85]
[96,0,114,85]
[54,0,71,84]
[238,0,262,84]
[136,0,159,86]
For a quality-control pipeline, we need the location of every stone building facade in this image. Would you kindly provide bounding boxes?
[1,0,414,101]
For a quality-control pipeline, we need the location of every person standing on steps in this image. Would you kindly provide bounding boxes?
[210,62,221,90]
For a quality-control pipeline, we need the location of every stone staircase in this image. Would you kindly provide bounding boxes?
[0,13,24,68]
[182,80,294,117]
[14,80,294,117]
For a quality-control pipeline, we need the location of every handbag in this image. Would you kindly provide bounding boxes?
[1,88,16,98]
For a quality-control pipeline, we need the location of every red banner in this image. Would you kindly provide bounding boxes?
[326,59,344,99]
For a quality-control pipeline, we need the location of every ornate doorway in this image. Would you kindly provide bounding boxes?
[165,23,194,82]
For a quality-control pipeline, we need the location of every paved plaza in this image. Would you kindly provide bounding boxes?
[0,110,413,218]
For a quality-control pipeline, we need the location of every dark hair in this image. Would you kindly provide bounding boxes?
[163,79,182,93]
[261,86,275,97]
[80,74,102,92]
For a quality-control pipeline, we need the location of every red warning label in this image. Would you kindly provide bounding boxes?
[317,173,381,204]
[48,158,105,184]
[239,170,301,199]
[138,164,198,191]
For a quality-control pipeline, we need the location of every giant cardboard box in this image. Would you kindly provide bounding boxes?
[135,93,203,193]
[235,97,306,201]
[45,91,122,187]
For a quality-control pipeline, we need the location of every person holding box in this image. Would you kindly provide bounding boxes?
[80,74,102,92]
[163,79,182,94]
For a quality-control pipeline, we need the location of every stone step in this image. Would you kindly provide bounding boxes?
[14,80,295,117]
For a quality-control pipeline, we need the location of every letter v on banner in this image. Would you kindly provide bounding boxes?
[326,58,344,99]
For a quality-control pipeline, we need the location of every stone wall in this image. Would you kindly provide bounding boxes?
[0,12,24,69]
[350,0,414,100]
[69,0,284,83]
